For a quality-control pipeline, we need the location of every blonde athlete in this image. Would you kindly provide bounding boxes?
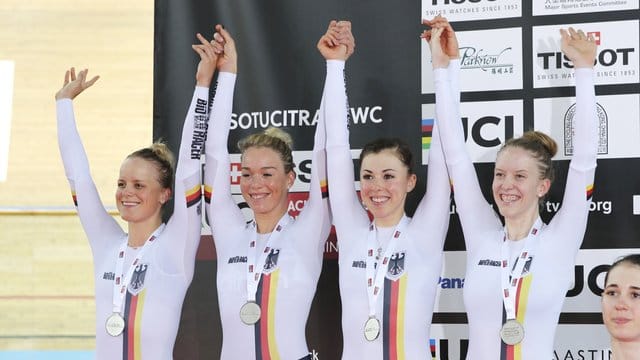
[203,25,331,360]
[56,31,218,359]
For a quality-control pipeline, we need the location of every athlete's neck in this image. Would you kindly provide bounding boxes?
[611,339,640,360]
[504,211,539,241]
[374,211,405,229]
[127,217,163,247]
[254,209,288,234]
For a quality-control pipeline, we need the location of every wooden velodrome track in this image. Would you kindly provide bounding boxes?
[0,1,154,353]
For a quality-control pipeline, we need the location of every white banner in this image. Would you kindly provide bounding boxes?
[435,248,640,314]
[534,94,640,160]
[422,100,524,164]
[422,0,521,23]
[533,20,639,88]
[422,27,523,93]
[429,324,611,360]
[533,0,638,16]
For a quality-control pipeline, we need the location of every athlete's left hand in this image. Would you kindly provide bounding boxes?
[422,15,459,60]
[560,27,597,68]
[212,24,237,74]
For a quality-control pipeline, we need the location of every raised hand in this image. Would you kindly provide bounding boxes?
[425,26,449,69]
[560,27,597,69]
[422,15,459,59]
[192,32,218,87]
[55,68,99,100]
[212,24,237,74]
[317,20,355,61]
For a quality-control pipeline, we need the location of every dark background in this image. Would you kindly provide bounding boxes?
[154,1,640,358]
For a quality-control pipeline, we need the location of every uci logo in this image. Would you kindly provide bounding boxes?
[461,115,514,148]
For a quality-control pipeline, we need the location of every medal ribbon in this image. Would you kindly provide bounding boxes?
[500,217,543,321]
[246,214,292,302]
[365,215,409,318]
[111,223,165,314]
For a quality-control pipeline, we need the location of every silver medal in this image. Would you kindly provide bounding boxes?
[500,319,525,345]
[363,316,381,341]
[239,301,261,325]
[105,313,125,337]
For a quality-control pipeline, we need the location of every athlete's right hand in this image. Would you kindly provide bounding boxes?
[317,20,355,61]
[192,32,218,87]
[55,68,99,100]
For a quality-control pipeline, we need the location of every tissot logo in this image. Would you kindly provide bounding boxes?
[537,48,634,69]
[533,21,639,87]
[587,31,601,46]
[422,0,520,23]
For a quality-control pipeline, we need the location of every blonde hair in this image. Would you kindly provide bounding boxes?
[499,131,557,182]
[127,141,175,190]
[237,127,295,173]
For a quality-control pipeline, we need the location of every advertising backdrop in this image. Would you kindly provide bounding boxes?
[154,1,640,358]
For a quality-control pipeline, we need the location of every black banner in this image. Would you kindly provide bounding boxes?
[155,1,640,358]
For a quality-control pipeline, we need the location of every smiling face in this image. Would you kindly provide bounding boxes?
[116,157,170,225]
[602,262,640,343]
[240,146,294,220]
[359,149,416,228]
[492,146,550,222]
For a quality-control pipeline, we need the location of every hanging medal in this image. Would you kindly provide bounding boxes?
[499,217,543,345]
[107,224,165,336]
[241,215,292,325]
[363,216,408,341]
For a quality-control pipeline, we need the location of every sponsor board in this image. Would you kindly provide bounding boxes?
[422,100,524,164]
[435,249,640,314]
[429,324,610,359]
[563,249,640,312]
[422,0,521,23]
[422,27,523,93]
[224,193,311,223]
[634,195,640,215]
[533,0,638,16]
[533,20,639,88]
[228,150,362,193]
[229,105,383,130]
[533,94,640,160]
[0,60,14,182]
[434,251,467,313]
